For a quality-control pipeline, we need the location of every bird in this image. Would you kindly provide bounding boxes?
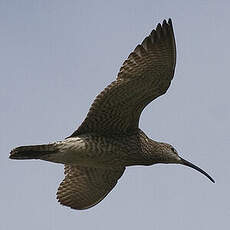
[10,18,215,210]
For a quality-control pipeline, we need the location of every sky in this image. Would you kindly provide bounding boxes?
[1,0,230,229]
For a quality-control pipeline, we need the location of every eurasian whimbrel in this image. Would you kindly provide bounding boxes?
[10,19,215,210]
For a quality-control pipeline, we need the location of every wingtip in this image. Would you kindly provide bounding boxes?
[158,18,173,30]
[168,19,174,31]
[168,18,172,25]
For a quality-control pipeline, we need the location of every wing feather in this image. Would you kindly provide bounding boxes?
[70,19,176,136]
[57,165,125,210]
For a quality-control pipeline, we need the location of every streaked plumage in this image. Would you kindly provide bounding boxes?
[10,19,214,210]
[57,165,125,210]
[71,19,176,136]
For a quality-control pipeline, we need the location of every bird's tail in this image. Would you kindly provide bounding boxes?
[10,143,58,160]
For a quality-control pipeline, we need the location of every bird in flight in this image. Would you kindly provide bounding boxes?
[10,19,215,210]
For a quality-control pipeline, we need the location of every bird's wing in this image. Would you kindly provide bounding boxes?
[57,165,125,210]
[70,19,176,137]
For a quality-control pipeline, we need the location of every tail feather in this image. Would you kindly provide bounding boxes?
[10,144,58,160]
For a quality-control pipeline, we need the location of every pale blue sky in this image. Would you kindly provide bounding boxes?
[1,1,229,229]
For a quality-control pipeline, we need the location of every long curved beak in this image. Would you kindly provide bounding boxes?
[180,157,215,183]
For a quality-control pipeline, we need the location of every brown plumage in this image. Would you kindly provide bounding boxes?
[10,19,214,211]
[57,165,125,210]
[70,19,176,136]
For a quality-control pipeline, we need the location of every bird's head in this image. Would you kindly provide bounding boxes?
[156,142,215,183]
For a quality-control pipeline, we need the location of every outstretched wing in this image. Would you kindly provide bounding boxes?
[70,19,176,137]
[57,165,125,210]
